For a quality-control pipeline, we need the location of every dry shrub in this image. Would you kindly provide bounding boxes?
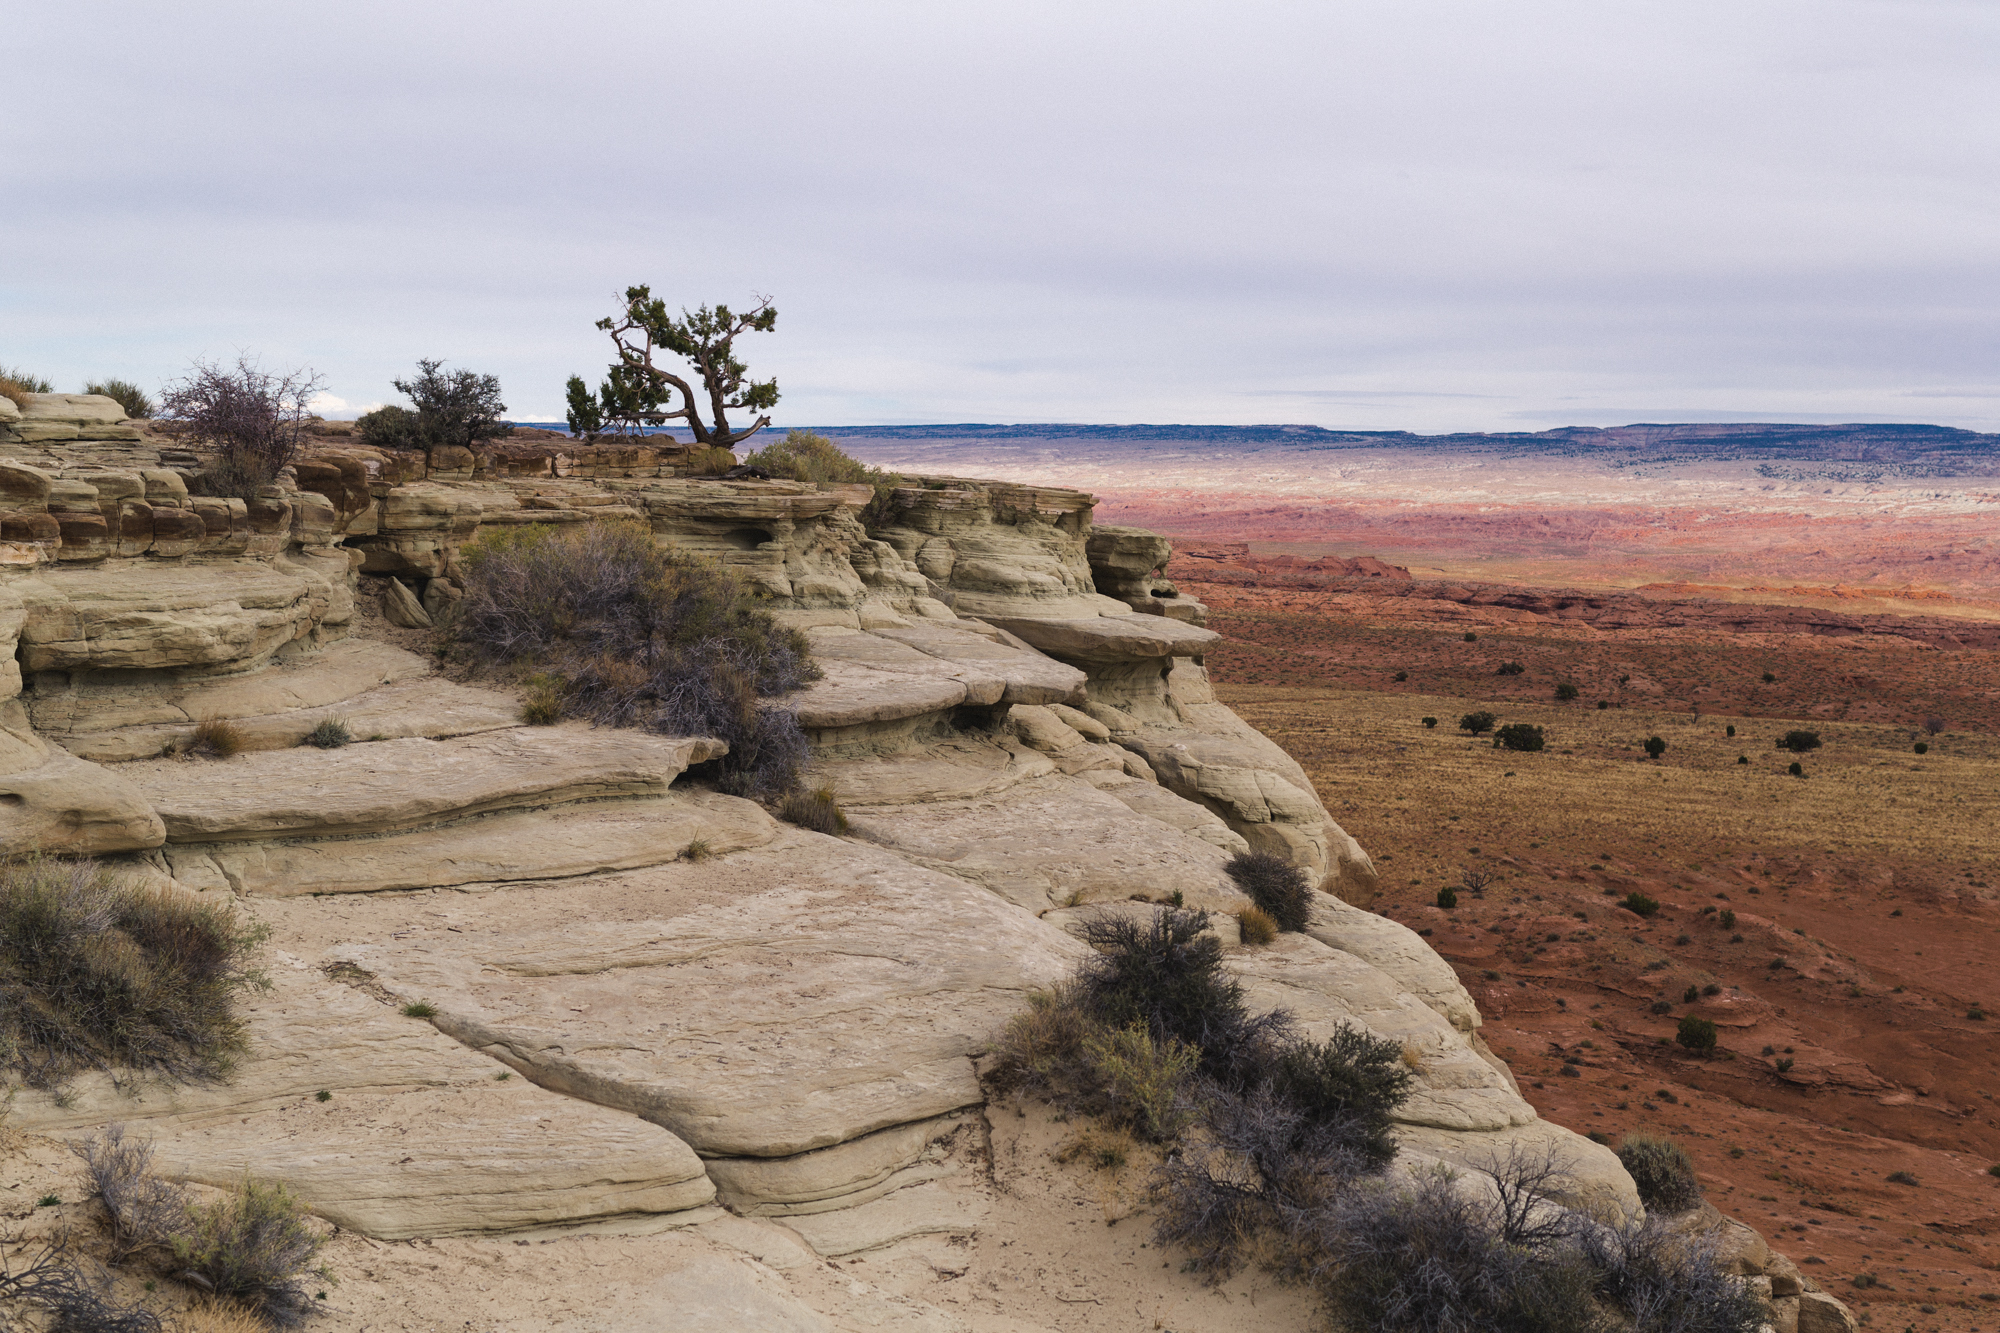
[743,429,901,490]
[177,1300,271,1333]
[172,1179,329,1326]
[1080,1023,1200,1141]
[159,356,323,501]
[1618,1133,1703,1213]
[778,786,848,834]
[688,445,737,475]
[74,1125,190,1264]
[1237,905,1278,945]
[83,377,156,420]
[299,719,350,750]
[0,859,267,1089]
[1224,851,1313,933]
[0,366,53,409]
[185,718,244,760]
[456,522,818,794]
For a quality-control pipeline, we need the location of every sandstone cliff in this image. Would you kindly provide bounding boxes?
[0,398,1826,1330]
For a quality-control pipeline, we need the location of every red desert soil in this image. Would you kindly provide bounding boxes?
[1190,574,2000,1332]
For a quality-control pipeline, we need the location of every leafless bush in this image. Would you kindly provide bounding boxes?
[73,1125,190,1264]
[0,1235,162,1331]
[1577,1214,1766,1333]
[1923,715,1947,736]
[160,356,323,500]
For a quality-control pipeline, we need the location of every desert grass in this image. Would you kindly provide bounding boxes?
[0,859,267,1089]
[184,717,245,760]
[1220,683,2000,885]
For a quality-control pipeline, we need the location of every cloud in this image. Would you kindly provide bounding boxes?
[305,393,385,421]
[6,1,1999,434]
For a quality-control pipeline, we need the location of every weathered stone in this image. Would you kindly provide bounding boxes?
[706,1115,957,1215]
[15,560,329,671]
[115,499,155,555]
[782,1179,986,1257]
[0,511,59,546]
[140,468,189,507]
[0,459,52,510]
[0,732,167,854]
[51,511,110,560]
[19,393,126,424]
[6,962,714,1239]
[191,496,250,553]
[981,612,1218,663]
[421,576,463,622]
[380,575,432,627]
[1046,701,1109,739]
[788,659,967,732]
[128,727,728,841]
[182,791,779,896]
[323,831,1085,1159]
[0,588,21,699]
[147,506,207,557]
[1795,1289,1858,1333]
[1305,892,1483,1033]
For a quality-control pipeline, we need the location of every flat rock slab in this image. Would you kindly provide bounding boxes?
[814,738,1057,807]
[980,613,1218,663]
[850,773,1251,915]
[783,1178,988,1257]
[0,738,166,854]
[870,622,1085,705]
[14,559,330,672]
[9,959,714,1239]
[1304,893,1484,1034]
[127,725,726,840]
[319,831,1085,1159]
[787,659,968,729]
[169,791,779,895]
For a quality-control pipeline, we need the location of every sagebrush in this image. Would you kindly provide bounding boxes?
[0,858,267,1089]
[454,521,819,795]
[1224,850,1313,933]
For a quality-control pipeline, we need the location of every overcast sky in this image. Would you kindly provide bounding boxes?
[9,1,1999,432]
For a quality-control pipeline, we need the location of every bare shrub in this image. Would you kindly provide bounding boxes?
[1236,905,1278,945]
[990,981,1099,1094]
[185,718,244,760]
[1224,851,1312,933]
[0,858,267,1089]
[73,1125,190,1264]
[1578,1214,1767,1333]
[159,356,323,500]
[300,719,350,750]
[0,1235,162,1331]
[778,786,848,835]
[455,521,818,794]
[1618,1133,1703,1213]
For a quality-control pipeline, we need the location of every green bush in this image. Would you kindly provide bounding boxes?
[391,358,512,456]
[1496,722,1544,752]
[301,718,351,750]
[0,858,266,1089]
[1644,735,1667,759]
[1459,710,1497,736]
[1555,681,1579,700]
[1224,851,1312,933]
[1076,908,1258,1063]
[172,1178,330,1324]
[1436,887,1458,909]
[1717,909,1736,930]
[1622,892,1660,918]
[1463,631,1478,642]
[82,377,156,420]
[744,430,887,484]
[1788,761,1804,777]
[1617,1133,1702,1212]
[1676,1015,1718,1055]
[454,521,818,795]
[1914,741,1929,755]
[1725,724,1736,737]
[1777,730,1821,753]
[1421,716,1438,728]
[1269,1025,1413,1167]
[1080,1022,1200,1141]
[1495,661,1525,676]
[355,404,420,451]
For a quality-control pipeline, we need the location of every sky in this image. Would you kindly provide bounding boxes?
[8,0,2000,433]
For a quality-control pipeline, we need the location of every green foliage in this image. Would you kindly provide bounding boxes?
[1555,681,1579,700]
[1077,908,1252,1060]
[1683,985,1699,1004]
[1436,886,1458,909]
[83,377,156,419]
[568,286,779,446]
[1622,892,1660,918]
[1080,1022,1201,1141]
[1725,724,1736,737]
[1420,716,1438,728]
[778,786,849,835]
[1496,722,1544,752]
[1887,1170,1919,1186]
[1777,729,1821,753]
[388,358,512,456]
[1458,710,1497,735]
[172,1178,330,1324]
[301,719,351,750]
[1618,1133,1703,1212]
[455,521,819,795]
[355,404,420,451]
[1788,761,1804,777]
[744,430,875,484]
[0,857,266,1089]
[1914,741,1929,755]
[1270,1025,1414,1167]
[1644,735,1667,759]
[1224,850,1312,933]
[401,1001,437,1019]
[1495,660,1526,676]
[1717,909,1736,930]
[1462,631,1478,642]
[1676,1015,1719,1055]
[0,365,54,399]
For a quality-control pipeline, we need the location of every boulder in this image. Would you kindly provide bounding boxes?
[0,459,52,510]
[1796,1289,1858,1333]
[0,725,167,854]
[380,575,432,627]
[15,560,330,672]
[19,393,126,425]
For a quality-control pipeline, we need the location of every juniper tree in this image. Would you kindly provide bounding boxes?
[566,287,779,445]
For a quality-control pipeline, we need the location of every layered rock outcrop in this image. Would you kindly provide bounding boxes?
[0,419,1821,1327]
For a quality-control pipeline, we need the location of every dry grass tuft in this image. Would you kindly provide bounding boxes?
[778,786,849,835]
[185,717,245,760]
[1237,905,1278,945]
[177,1299,272,1333]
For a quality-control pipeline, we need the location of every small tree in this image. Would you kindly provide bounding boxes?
[567,286,779,446]
[160,355,324,499]
[1923,716,1946,736]
[1495,661,1525,676]
[1643,735,1666,760]
[1555,681,1579,701]
[1675,1015,1718,1056]
[388,358,512,457]
[1777,730,1821,753]
[1459,710,1497,736]
[1496,723,1544,752]
[1436,887,1458,909]
[1622,892,1659,918]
